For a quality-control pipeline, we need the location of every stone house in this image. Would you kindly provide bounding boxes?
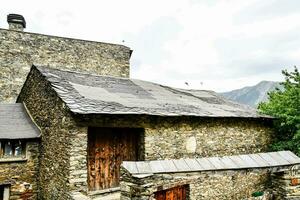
[0,103,40,199]
[16,65,276,199]
[0,14,129,199]
[1,14,300,200]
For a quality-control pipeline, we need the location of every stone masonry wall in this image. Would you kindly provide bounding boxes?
[0,28,131,103]
[76,115,273,160]
[144,118,273,160]
[272,165,300,200]
[17,67,87,199]
[0,141,39,199]
[120,167,273,200]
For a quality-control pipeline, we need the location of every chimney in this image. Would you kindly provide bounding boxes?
[7,14,26,31]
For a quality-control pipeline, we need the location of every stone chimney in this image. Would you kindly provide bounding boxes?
[7,14,26,31]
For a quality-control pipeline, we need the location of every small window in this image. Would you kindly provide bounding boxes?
[0,140,26,158]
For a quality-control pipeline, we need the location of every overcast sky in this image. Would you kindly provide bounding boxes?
[1,0,299,92]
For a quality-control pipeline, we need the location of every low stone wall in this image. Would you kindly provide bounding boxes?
[0,141,39,199]
[120,167,272,200]
[120,165,300,200]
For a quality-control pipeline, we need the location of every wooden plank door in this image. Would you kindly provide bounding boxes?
[88,128,140,191]
[0,186,3,200]
[155,185,187,200]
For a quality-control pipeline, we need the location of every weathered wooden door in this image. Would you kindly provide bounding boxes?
[0,186,3,200]
[155,185,187,200]
[88,128,140,191]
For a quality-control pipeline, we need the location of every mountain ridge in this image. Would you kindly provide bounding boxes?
[220,81,282,107]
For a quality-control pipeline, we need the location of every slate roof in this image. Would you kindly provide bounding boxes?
[34,65,270,118]
[122,151,300,175]
[0,103,40,139]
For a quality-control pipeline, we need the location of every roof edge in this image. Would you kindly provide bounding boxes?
[122,151,300,175]
[22,102,42,137]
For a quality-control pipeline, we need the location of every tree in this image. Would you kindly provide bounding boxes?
[258,67,300,155]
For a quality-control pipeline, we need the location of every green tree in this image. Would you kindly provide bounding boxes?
[258,67,300,155]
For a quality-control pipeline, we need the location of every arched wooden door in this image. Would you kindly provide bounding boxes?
[155,185,187,200]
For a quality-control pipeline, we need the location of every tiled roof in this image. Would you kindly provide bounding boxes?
[122,151,300,175]
[0,103,40,139]
[34,65,271,118]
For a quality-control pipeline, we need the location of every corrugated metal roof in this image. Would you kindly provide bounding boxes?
[34,65,271,118]
[122,151,300,175]
[0,103,40,139]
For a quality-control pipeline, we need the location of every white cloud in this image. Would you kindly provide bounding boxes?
[1,0,299,92]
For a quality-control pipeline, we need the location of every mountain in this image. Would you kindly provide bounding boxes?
[221,81,282,107]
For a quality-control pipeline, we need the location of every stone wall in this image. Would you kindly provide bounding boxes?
[144,118,273,160]
[17,67,85,199]
[120,165,300,200]
[76,115,274,160]
[120,167,273,200]
[0,141,39,199]
[272,165,300,200]
[0,28,131,103]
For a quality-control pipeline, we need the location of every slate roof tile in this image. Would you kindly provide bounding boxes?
[0,103,40,139]
[33,65,271,118]
[123,151,300,175]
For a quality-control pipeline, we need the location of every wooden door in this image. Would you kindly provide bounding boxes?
[88,128,140,191]
[155,185,187,200]
[0,186,3,200]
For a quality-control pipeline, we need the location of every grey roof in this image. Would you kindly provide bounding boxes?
[122,151,300,175]
[34,65,270,118]
[0,104,40,139]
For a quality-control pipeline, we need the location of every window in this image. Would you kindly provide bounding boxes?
[0,140,26,158]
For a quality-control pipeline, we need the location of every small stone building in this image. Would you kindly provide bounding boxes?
[0,103,40,199]
[16,65,275,199]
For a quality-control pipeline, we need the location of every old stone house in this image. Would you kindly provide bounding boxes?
[16,65,276,199]
[0,14,130,199]
[1,14,300,200]
[0,104,40,199]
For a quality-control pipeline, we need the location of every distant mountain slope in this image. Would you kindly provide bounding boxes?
[221,81,282,107]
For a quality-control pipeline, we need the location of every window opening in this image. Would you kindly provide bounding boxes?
[0,140,25,158]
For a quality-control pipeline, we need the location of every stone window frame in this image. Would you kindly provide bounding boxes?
[0,139,27,162]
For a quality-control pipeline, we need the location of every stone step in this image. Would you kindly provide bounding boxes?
[92,192,120,200]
